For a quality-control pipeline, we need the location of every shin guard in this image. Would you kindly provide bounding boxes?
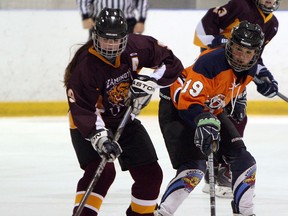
[232,164,256,216]
[158,169,204,215]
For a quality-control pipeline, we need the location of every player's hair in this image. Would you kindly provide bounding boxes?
[64,40,93,88]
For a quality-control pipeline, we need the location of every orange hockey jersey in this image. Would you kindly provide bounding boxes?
[170,48,257,128]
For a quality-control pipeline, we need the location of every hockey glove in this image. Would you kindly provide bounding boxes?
[129,75,157,115]
[90,129,122,162]
[194,112,221,156]
[209,35,228,49]
[225,89,247,123]
[254,68,278,98]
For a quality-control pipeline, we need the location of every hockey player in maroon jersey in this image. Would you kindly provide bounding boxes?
[155,21,265,216]
[193,0,280,198]
[63,8,183,216]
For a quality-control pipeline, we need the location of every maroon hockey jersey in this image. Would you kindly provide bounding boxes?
[193,0,278,64]
[66,34,184,138]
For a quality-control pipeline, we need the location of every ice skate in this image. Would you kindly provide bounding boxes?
[231,200,256,216]
[215,163,233,198]
[202,182,210,194]
[233,214,256,216]
[202,165,218,194]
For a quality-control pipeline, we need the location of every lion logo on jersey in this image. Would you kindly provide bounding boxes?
[108,82,130,106]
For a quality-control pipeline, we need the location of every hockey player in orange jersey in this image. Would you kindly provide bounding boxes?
[193,0,280,198]
[155,21,265,216]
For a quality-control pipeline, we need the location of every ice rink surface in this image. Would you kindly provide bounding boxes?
[1,115,288,216]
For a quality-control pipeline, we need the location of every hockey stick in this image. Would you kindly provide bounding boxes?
[208,143,216,216]
[277,92,288,103]
[208,112,244,216]
[74,106,132,216]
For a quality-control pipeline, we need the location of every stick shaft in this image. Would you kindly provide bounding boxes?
[208,151,216,216]
[277,92,288,102]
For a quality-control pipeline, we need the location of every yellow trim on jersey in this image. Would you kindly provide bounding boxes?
[88,46,121,68]
[221,18,240,39]
[68,111,77,129]
[193,18,240,49]
[257,7,274,23]
[193,32,208,49]
[0,100,287,116]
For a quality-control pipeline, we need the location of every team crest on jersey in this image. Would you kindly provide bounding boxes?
[182,170,203,192]
[243,165,256,187]
[205,94,226,111]
[108,82,130,105]
[108,81,130,115]
[213,6,227,17]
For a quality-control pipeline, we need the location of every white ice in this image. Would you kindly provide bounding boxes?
[0,115,287,216]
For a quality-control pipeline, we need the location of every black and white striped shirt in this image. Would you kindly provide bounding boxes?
[77,0,149,23]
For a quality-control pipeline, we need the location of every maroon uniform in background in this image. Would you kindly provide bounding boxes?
[194,0,278,59]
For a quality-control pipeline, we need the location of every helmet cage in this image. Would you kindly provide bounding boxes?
[92,34,128,59]
[255,0,280,14]
[225,41,261,72]
[92,8,128,59]
[225,21,264,72]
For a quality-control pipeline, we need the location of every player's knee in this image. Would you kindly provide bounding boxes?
[226,148,256,184]
[130,162,163,198]
[83,161,116,192]
[99,162,116,184]
[177,159,206,174]
[226,148,255,168]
